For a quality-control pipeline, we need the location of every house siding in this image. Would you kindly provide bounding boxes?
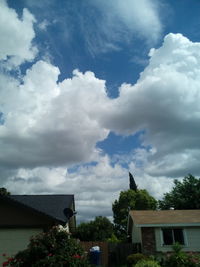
[155,227,200,252]
[186,227,200,251]
[132,224,141,243]
[0,228,42,266]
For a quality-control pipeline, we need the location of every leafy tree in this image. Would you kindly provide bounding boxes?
[0,187,10,196]
[74,216,114,241]
[112,189,157,239]
[159,174,200,210]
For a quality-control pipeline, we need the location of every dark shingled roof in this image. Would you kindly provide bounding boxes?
[8,195,74,223]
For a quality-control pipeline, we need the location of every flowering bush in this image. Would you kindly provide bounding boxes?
[2,226,90,267]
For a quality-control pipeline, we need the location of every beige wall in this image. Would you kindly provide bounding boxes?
[0,228,42,265]
[155,227,200,252]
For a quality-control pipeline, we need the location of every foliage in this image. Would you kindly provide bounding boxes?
[126,253,148,267]
[129,172,137,191]
[186,253,200,267]
[0,187,10,196]
[163,243,200,267]
[159,174,200,209]
[135,259,161,267]
[112,189,157,239]
[2,226,90,267]
[74,216,114,241]
[106,233,121,243]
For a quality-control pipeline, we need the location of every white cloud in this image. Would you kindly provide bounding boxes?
[3,155,126,221]
[38,19,50,30]
[1,32,200,221]
[3,154,174,222]
[0,0,37,68]
[84,0,162,55]
[96,0,162,41]
[0,61,109,169]
[101,33,200,178]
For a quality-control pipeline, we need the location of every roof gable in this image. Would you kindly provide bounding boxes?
[6,195,74,223]
[129,210,200,227]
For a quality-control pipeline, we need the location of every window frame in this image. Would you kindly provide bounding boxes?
[161,227,187,246]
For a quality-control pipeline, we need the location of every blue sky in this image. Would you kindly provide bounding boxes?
[1,0,200,222]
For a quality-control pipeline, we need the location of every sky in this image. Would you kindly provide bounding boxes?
[1,0,200,222]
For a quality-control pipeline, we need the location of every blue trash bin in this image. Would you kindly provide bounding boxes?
[89,250,101,265]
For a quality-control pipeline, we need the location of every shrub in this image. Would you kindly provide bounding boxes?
[163,243,187,267]
[163,243,200,267]
[127,253,148,267]
[2,226,90,267]
[107,233,121,243]
[187,253,200,267]
[135,260,161,267]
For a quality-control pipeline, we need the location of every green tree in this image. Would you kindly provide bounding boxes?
[112,189,157,239]
[74,216,114,241]
[129,172,137,191]
[159,174,200,210]
[0,187,10,196]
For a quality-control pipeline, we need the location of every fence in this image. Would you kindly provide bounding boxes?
[108,243,141,266]
[80,241,141,266]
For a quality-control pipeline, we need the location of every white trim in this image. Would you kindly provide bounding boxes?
[183,228,188,247]
[160,227,164,246]
[136,223,200,227]
[160,227,187,247]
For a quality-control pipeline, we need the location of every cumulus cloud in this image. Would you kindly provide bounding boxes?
[0,61,110,169]
[101,33,200,178]
[1,28,200,221]
[3,154,174,222]
[0,0,37,68]
[2,155,126,221]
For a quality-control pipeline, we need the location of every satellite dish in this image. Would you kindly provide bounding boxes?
[63,208,74,219]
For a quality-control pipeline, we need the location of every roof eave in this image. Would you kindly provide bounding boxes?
[0,195,66,224]
[135,223,200,227]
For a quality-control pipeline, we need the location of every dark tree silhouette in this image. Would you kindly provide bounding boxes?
[0,187,10,196]
[129,172,137,191]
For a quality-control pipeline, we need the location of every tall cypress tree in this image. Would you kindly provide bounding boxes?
[129,172,137,191]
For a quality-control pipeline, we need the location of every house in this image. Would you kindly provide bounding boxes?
[127,210,200,255]
[0,194,76,264]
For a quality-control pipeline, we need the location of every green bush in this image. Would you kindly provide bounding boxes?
[127,253,148,267]
[163,243,200,267]
[187,253,200,267]
[2,226,90,267]
[135,260,161,267]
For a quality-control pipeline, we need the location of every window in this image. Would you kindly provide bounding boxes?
[162,228,185,245]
